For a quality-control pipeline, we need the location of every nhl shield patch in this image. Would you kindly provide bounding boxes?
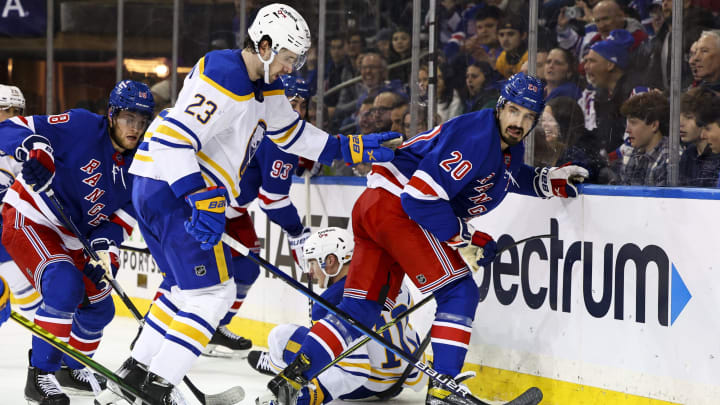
[194,265,207,276]
[416,274,427,284]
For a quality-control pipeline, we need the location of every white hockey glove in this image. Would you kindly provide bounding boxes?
[446,220,497,272]
[533,163,589,198]
[287,227,312,270]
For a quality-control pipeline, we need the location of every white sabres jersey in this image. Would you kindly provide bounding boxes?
[129,49,332,202]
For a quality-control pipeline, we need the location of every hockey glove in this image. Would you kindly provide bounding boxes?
[0,276,10,327]
[339,132,403,165]
[20,135,55,193]
[184,186,227,250]
[533,163,589,198]
[446,219,497,272]
[287,227,311,270]
[90,238,120,277]
[295,157,323,177]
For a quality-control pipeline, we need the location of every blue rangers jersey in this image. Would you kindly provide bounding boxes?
[367,109,540,242]
[0,110,136,250]
[233,137,303,236]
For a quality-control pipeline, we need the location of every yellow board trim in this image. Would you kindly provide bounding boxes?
[272,121,299,145]
[169,319,211,346]
[111,295,682,405]
[196,151,239,197]
[155,124,194,147]
[199,57,254,102]
[213,242,230,282]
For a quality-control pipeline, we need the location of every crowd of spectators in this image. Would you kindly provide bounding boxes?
[289,0,720,187]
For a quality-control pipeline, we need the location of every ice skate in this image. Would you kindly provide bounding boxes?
[94,357,147,405]
[256,353,311,405]
[247,350,277,376]
[24,352,70,405]
[203,325,252,358]
[54,365,107,396]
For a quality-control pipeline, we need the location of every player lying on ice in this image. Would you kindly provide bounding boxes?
[247,226,429,403]
[0,80,154,404]
[258,71,589,405]
[98,3,402,405]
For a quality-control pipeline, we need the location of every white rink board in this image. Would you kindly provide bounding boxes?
[115,179,720,404]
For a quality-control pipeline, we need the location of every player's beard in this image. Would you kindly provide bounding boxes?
[500,125,527,147]
[110,126,141,152]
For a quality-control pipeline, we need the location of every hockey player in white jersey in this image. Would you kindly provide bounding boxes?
[250,227,428,404]
[0,85,43,317]
[113,3,402,403]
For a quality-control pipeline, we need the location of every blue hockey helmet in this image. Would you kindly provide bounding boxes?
[108,80,155,119]
[280,75,310,101]
[496,72,545,115]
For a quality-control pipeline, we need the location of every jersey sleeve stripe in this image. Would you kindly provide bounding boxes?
[263,89,285,97]
[407,170,450,200]
[398,124,441,149]
[199,57,254,102]
[134,152,153,162]
[150,137,195,149]
[270,120,300,144]
[282,120,306,150]
[267,114,300,135]
[164,116,202,149]
[196,151,239,197]
[154,124,195,148]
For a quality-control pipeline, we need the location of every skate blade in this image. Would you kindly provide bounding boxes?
[94,387,124,405]
[61,386,97,396]
[202,345,250,359]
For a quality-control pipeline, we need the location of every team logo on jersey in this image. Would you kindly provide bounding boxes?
[194,265,207,276]
[239,120,267,177]
[416,274,427,284]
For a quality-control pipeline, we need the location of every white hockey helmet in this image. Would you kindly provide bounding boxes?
[303,227,354,288]
[0,84,25,112]
[248,3,311,82]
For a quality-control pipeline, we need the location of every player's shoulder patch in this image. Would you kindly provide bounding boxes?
[200,50,255,100]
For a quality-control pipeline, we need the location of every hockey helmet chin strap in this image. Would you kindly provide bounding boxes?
[255,45,277,84]
[319,254,343,289]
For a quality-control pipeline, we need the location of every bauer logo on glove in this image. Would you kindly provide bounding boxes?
[339,132,403,165]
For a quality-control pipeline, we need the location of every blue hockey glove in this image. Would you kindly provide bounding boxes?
[533,163,589,198]
[339,132,403,164]
[20,135,55,193]
[90,238,120,278]
[447,219,497,272]
[184,186,227,250]
[287,227,311,270]
[0,276,10,326]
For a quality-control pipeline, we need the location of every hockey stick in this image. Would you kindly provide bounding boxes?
[376,330,432,400]
[312,233,553,382]
[222,233,542,405]
[10,311,156,405]
[310,293,434,380]
[44,191,245,405]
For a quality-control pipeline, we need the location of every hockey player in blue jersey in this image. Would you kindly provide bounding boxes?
[260,72,589,405]
[0,80,154,404]
[119,3,401,404]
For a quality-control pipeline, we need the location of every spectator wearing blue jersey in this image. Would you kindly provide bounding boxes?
[544,48,582,101]
[463,61,501,113]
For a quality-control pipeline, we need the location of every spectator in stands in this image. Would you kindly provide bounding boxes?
[334,51,389,128]
[346,31,365,73]
[375,28,393,60]
[403,107,431,139]
[647,0,665,38]
[690,89,720,187]
[544,47,582,100]
[639,0,713,90]
[463,61,501,113]
[326,37,355,111]
[582,29,646,153]
[150,80,171,114]
[495,14,528,78]
[618,91,670,186]
[436,64,464,122]
[437,0,465,47]
[389,26,412,82]
[357,97,376,135]
[463,6,503,66]
[688,31,720,92]
[391,102,409,136]
[557,0,648,72]
[371,90,406,133]
[540,96,608,183]
[679,87,720,186]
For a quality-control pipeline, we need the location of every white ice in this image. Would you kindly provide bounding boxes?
[0,315,427,405]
